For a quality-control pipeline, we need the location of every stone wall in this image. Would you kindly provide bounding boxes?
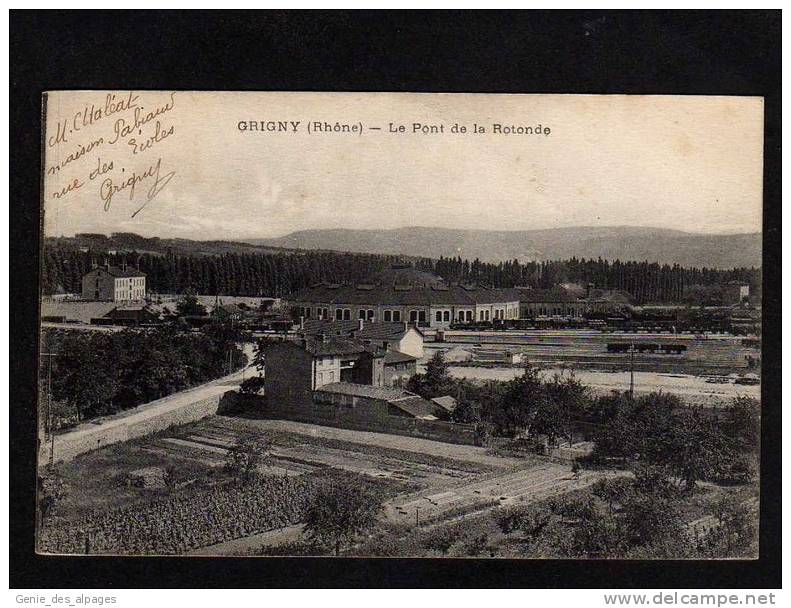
[39,392,233,466]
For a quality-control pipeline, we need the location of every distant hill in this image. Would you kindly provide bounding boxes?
[249,226,762,268]
[45,232,298,257]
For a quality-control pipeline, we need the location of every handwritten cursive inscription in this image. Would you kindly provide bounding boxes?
[108,93,176,145]
[99,157,176,217]
[48,91,139,148]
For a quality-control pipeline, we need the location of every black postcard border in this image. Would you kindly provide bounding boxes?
[9,10,781,589]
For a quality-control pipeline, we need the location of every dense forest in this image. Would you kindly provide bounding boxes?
[40,324,247,427]
[42,246,761,305]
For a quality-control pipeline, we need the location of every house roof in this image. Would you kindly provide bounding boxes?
[302,319,423,341]
[104,306,158,320]
[315,382,440,419]
[383,349,418,365]
[431,396,458,411]
[391,396,440,419]
[41,299,117,324]
[315,382,411,400]
[267,336,384,358]
[88,265,146,278]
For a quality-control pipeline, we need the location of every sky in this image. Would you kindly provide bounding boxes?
[43,92,764,240]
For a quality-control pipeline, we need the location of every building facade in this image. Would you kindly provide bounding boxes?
[81,264,146,302]
[289,265,520,329]
[263,336,386,409]
[301,318,425,359]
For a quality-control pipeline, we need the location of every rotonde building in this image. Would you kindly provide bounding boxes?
[287,264,520,329]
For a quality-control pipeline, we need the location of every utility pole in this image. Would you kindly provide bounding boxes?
[629,344,635,401]
[40,351,57,465]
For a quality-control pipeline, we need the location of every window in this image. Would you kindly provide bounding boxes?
[443,310,450,322]
[335,309,343,320]
[384,310,392,322]
[329,371,335,382]
[466,311,473,322]
[392,310,401,322]
[367,309,374,321]
[409,310,418,323]
[317,372,324,385]
[359,309,367,320]
[343,309,351,321]
[436,311,442,322]
[418,310,426,323]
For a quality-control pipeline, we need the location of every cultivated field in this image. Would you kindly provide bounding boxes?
[38,415,594,556]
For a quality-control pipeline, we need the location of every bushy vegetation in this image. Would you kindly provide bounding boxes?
[224,437,269,481]
[303,482,385,555]
[409,355,591,444]
[40,325,247,425]
[590,393,760,489]
[490,465,757,559]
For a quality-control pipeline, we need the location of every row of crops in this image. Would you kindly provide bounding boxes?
[38,474,317,555]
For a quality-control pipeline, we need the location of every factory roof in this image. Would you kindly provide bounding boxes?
[290,283,519,306]
[516,287,580,303]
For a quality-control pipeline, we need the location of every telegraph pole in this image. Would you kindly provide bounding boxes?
[629,345,635,401]
[40,351,57,465]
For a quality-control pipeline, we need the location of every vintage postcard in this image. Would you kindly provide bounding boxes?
[38,91,762,558]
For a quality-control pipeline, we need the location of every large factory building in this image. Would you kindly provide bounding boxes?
[288,265,520,329]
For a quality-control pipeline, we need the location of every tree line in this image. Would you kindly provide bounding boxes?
[40,324,247,426]
[417,256,761,304]
[42,245,760,304]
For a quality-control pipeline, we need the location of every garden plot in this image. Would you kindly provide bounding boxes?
[385,464,621,525]
[169,418,495,486]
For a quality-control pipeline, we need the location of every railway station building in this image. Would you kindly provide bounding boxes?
[288,265,520,329]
